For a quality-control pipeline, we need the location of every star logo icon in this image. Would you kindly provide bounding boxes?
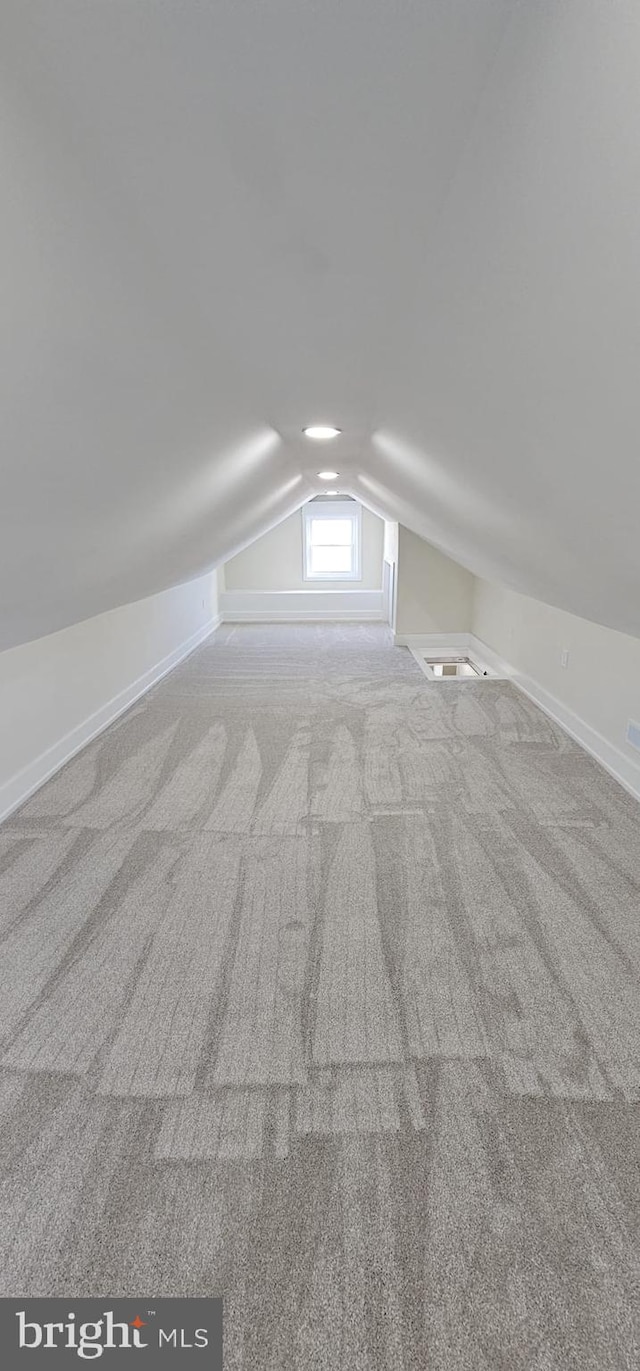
[130,1316,147,1329]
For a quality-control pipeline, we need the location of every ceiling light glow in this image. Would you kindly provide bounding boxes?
[317,470,339,481]
[303,425,341,440]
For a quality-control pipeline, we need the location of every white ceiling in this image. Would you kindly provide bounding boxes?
[2,0,640,649]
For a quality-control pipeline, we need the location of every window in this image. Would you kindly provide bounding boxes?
[302,500,362,581]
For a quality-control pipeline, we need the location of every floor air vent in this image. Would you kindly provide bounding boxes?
[424,656,481,679]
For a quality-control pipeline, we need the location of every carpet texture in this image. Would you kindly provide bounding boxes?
[1,622,640,1368]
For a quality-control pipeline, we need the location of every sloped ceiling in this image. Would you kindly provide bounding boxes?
[1,0,639,649]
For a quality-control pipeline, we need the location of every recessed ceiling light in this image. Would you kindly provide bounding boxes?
[317,470,339,481]
[303,425,341,440]
[325,489,339,495]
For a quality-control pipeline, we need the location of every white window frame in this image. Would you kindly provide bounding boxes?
[302,500,362,582]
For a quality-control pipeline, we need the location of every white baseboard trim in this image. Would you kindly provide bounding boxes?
[0,613,222,825]
[220,588,385,623]
[466,634,512,678]
[222,609,385,622]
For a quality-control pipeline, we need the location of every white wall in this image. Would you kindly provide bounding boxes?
[0,570,220,821]
[223,503,384,591]
[473,578,640,798]
[382,519,399,630]
[383,519,399,565]
[394,525,475,636]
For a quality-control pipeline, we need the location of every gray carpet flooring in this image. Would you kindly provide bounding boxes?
[1,622,640,1368]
